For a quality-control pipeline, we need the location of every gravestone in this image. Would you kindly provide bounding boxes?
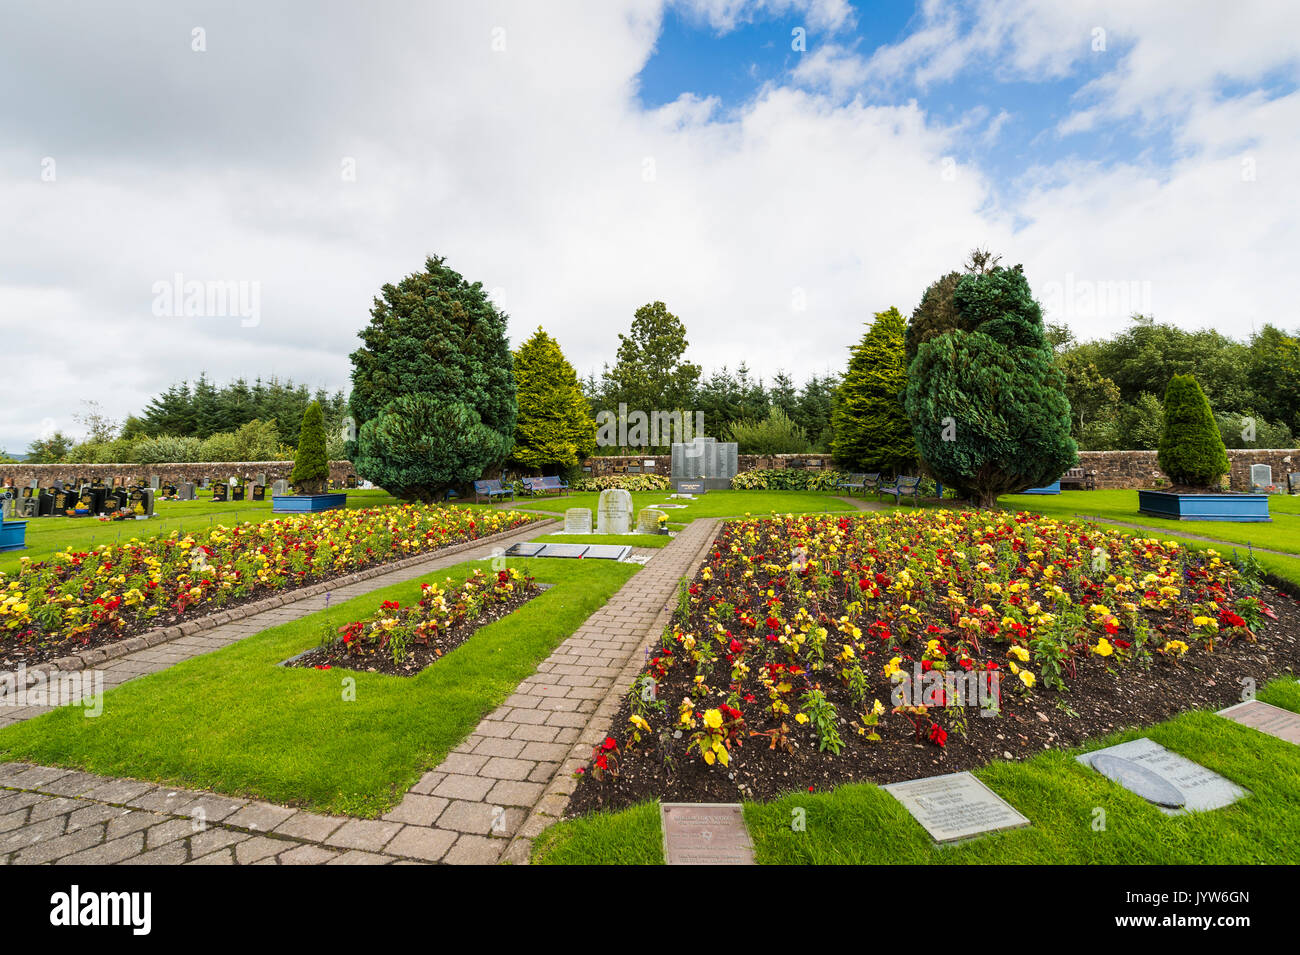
[1218,700,1300,745]
[660,803,756,865]
[564,508,592,534]
[1076,738,1249,814]
[201,478,210,489]
[503,542,546,558]
[1250,463,1272,491]
[211,483,228,503]
[177,482,196,501]
[596,488,632,535]
[231,484,245,502]
[636,507,666,534]
[883,772,1030,844]
[251,484,266,502]
[534,543,589,559]
[0,491,14,519]
[150,476,160,491]
[346,474,358,489]
[128,488,156,518]
[272,479,290,497]
[256,472,267,486]
[674,479,705,495]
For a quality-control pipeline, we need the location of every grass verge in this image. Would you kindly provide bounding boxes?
[0,555,636,817]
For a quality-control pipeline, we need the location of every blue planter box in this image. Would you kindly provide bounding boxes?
[0,519,28,552]
[272,493,348,514]
[1138,490,1271,522]
[1022,481,1061,495]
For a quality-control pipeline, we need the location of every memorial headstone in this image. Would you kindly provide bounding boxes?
[231,484,245,502]
[150,476,160,491]
[596,488,632,535]
[256,472,267,487]
[1076,738,1249,814]
[1217,700,1300,745]
[883,772,1030,844]
[660,803,756,865]
[251,484,266,502]
[1250,463,1273,491]
[211,483,228,503]
[564,508,592,534]
[272,479,290,497]
[671,436,738,491]
[177,482,196,501]
[636,507,666,535]
[128,487,156,518]
[346,474,358,489]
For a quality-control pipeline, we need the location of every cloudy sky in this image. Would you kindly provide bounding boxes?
[2,0,1297,452]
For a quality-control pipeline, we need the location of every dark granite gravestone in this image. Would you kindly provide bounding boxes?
[231,484,245,502]
[211,483,228,503]
[251,484,266,502]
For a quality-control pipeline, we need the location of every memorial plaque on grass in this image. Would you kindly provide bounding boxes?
[564,508,592,534]
[578,544,632,560]
[884,772,1030,844]
[535,543,590,559]
[660,803,756,865]
[1076,738,1249,814]
[1217,700,1300,745]
[504,542,546,558]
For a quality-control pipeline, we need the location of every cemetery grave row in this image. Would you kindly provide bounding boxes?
[0,473,363,519]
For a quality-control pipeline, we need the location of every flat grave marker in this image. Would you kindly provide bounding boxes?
[660,803,755,865]
[1217,700,1300,745]
[883,771,1030,844]
[1076,738,1249,814]
[503,542,546,558]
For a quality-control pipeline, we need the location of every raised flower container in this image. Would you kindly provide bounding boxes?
[1021,480,1061,495]
[0,517,27,552]
[272,493,348,514]
[1137,490,1271,522]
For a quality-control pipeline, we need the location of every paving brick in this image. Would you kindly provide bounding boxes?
[234,836,290,864]
[58,831,147,865]
[327,850,393,865]
[471,737,527,758]
[432,774,495,801]
[14,824,105,864]
[226,801,297,832]
[480,757,535,780]
[384,825,457,862]
[486,779,545,807]
[442,833,503,865]
[272,812,346,842]
[435,800,498,835]
[325,819,404,851]
[381,794,449,826]
[438,752,489,776]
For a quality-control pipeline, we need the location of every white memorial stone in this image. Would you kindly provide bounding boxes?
[596,488,632,535]
[564,507,592,534]
[636,507,666,534]
[1076,738,1249,815]
[884,771,1030,844]
[1250,463,1272,490]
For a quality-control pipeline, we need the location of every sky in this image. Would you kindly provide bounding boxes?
[1,0,1298,452]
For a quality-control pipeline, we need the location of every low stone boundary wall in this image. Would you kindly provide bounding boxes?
[1,460,356,488]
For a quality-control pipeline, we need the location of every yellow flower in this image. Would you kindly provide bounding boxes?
[1008,645,1029,662]
[1092,638,1113,657]
[629,714,651,733]
[1162,640,1189,656]
[703,708,723,730]
[795,713,809,724]
[1018,669,1036,688]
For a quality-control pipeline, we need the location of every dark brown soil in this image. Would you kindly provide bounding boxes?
[566,513,1300,818]
[285,583,544,676]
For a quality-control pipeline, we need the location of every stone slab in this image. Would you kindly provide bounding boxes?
[563,508,592,534]
[883,771,1030,844]
[1076,737,1249,815]
[504,542,546,558]
[660,802,755,865]
[1217,700,1300,745]
[535,543,589,559]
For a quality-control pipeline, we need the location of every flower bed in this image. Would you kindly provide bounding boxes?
[568,510,1297,814]
[569,473,671,492]
[0,505,540,667]
[286,567,541,676]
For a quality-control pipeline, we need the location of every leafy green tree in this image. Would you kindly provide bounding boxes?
[26,431,74,463]
[353,396,511,502]
[725,408,812,455]
[832,307,915,473]
[906,264,1077,507]
[904,249,1002,363]
[511,328,595,473]
[599,301,700,447]
[1157,375,1230,487]
[348,255,516,498]
[290,402,329,494]
[793,373,840,451]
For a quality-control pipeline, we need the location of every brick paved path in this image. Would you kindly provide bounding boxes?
[0,520,552,730]
[0,519,722,864]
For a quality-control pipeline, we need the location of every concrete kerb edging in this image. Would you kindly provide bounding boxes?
[501,518,722,865]
[2,518,557,687]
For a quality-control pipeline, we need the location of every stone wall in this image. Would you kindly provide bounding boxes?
[1,460,357,489]
[1077,449,1298,491]
[582,450,1298,491]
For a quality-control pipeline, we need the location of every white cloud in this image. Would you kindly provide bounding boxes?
[0,0,1297,452]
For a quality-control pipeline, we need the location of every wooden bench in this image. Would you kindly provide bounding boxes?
[836,472,870,495]
[1059,466,1097,491]
[473,479,515,504]
[879,474,921,505]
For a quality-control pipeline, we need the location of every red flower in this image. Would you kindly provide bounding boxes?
[601,736,617,752]
[929,723,948,747]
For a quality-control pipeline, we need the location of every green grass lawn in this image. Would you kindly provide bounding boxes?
[532,678,1300,864]
[0,554,636,817]
[513,489,855,522]
[1002,489,1300,556]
